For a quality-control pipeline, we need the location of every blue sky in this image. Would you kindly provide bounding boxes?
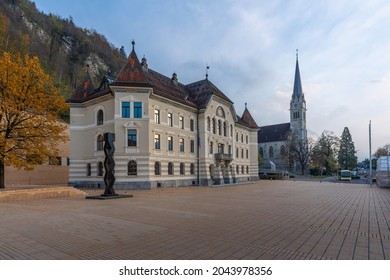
[33,0,390,160]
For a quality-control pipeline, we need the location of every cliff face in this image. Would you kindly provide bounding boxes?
[0,0,126,98]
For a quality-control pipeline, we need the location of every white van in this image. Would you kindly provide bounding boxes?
[376,156,390,187]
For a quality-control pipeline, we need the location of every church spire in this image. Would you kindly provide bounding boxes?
[292,49,303,99]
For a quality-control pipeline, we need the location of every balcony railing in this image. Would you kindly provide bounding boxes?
[214,153,233,161]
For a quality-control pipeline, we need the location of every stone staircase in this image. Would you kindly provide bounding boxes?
[0,187,87,202]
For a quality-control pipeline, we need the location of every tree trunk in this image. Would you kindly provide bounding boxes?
[0,160,5,188]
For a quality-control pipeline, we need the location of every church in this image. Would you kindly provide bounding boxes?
[258,53,307,171]
[67,41,259,189]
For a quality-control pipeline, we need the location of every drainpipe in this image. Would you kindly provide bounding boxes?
[197,109,200,186]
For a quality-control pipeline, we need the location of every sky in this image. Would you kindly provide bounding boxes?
[33,0,390,160]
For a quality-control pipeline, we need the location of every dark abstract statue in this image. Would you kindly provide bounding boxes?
[103,132,117,196]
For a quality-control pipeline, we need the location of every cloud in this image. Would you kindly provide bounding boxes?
[33,0,390,160]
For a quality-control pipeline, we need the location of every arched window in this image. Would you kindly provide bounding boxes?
[154,162,161,175]
[190,163,195,174]
[242,165,244,174]
[246,166,249,174]
[236,165,240,174]
[269,146,274,158]
[97,109,104,125]
[223,121,227,136]
[280,145,286,157]
[168,162,174,175]
[97,134,104,151]
[97,162,103,176]
[180,162,185,175]
[212,118,216,134]
[259,147,264,158]
[207,117,211,132]
[128,160,137,175]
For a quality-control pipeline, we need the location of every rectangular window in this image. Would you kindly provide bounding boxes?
[127,129,137,147]
[190,139,195,153]
[179,138,185,152]
[246,135,248,144]
[246,149,249,159]
[168,136,173,151]
[134,102,142,118]
[168,112,173,127]
[122,102,130,118]
[154,109,160,124]
[154,134,161,150]
[218,143,224,154]
[179,116,184,129]
[190,119,194,131]
[209,142,213,154]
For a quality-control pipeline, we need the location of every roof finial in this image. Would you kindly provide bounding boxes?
[296,48,298,60]
[131,39,135,51]
[206,64,210,79]
[245,102,247,109]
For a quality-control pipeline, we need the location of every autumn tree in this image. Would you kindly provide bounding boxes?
[0,52,68,188]
[373,144,390,159]
[311,130,339,174]
[288,134,314,175]
[338,127,357,170]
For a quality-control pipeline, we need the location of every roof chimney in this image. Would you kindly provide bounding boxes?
[171,72,178,85]
[141,55,148,72]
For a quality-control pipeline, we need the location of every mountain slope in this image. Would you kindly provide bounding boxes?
[0,0,126,99]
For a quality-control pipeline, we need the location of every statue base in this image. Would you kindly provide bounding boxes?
[85,194,133,200]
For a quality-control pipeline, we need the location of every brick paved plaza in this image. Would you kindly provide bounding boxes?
[1,180,389,260]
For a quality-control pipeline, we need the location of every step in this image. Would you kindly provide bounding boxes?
[0,187,87,202]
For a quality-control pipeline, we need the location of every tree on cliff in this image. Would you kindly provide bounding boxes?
[0,52,68,188]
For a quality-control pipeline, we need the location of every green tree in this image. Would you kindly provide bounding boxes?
[0,52,68,188]
[312,130,339,174]
[338,127,357,170]
[119,46,127,60]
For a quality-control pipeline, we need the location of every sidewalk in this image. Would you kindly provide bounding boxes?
[1,180,389,259]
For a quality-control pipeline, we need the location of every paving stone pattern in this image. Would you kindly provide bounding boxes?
[1,181,390,260]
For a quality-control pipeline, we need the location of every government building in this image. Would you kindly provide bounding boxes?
[67,42,259,189]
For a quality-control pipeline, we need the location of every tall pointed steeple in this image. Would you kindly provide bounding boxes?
[290,49,307,142]
[292,49,303,99]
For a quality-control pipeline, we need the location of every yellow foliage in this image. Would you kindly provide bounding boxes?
[0,51,68,172]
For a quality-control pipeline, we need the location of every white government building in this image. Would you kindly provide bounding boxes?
[67,41,259,189]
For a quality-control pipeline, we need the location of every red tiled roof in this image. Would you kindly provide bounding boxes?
[113,48,150,86]
[186,79,233,108]
[241,107,259,128]
[68,44,257,132]
[69,71,95,101]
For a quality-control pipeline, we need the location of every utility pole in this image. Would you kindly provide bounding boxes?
[369,120,372,187]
